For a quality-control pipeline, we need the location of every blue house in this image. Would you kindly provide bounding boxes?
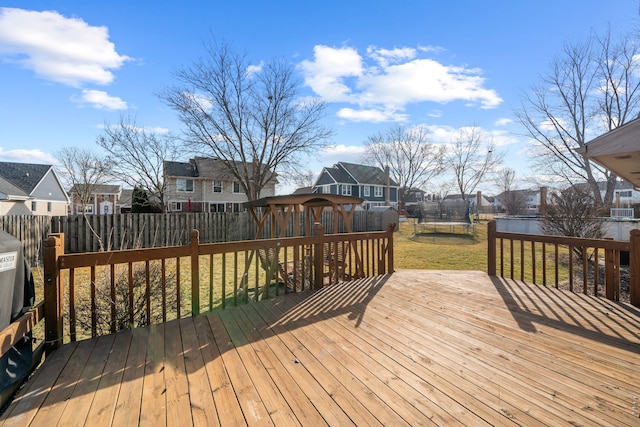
[313,162,399,209]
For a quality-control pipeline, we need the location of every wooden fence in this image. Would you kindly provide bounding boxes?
[487,220,640,307]
[1,211,385,265]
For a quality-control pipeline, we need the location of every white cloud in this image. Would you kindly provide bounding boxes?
[319,144,366,164]
[299,45,364,102]
[367,46,417,67]
[99,123,169,134]
[247,62,263,76]
[0,147,56,163]
[495,118,513,126]
[74,89,127,110]
[0,8,130,87]
[423,124,518,147]
[300,44,502,123]
[336,107,407,123]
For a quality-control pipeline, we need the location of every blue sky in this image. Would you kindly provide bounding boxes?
[0,1,638,194]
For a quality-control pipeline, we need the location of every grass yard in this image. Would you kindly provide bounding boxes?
[394,220,488,271]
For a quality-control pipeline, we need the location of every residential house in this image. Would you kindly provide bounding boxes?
[400,187,426,216]
[163,157,277,213]
[441,192,493,216]
[312,162,399,209]
[572,181,640,206]
[494,188,548,215]
[68,184,123,215]
[603,181,640,206]
[0,161,68,216]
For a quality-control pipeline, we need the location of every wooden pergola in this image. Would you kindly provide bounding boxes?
[243,193,364,238]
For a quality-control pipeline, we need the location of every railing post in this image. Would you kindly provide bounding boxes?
[630,229,640,307]
[487,220,497,276]
[44,234,63,354]
[313,222,324,289]
[190,229,200,316]
[387,223,395,274]
[604,238,618,301]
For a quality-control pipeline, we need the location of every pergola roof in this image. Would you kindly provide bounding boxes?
[243,193,363,209]
[243,193,364,238]
[578,118,640,188]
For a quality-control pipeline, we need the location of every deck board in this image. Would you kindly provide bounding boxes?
[1,270,639,426]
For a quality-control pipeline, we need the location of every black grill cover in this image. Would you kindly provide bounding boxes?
[0,230,35,393]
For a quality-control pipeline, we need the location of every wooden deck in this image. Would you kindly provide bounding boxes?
[1,270,639,426]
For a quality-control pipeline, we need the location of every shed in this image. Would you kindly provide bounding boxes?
[369,206,399,232]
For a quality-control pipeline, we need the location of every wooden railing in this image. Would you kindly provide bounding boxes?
[487,220,640,307]
[39,223,394,353]
[0,302,45,407]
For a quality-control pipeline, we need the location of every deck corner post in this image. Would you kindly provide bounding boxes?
[630,229,640,307]
[190,229,200,316]
[313,222,324,289]
[604,238,618,301]
[387,223,395,273]
[43,233,63,354]
[487,220,497,276]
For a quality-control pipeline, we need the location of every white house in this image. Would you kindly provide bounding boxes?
[0,162,69,216]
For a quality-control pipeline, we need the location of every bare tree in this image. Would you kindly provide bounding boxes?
[291,170,316,189]
[363,124,445,211]
[541,186,605,259]
[446,126,502,207]
[495,167,526,215]
[96,115,180,212]
[160,40,332,201]
[55,147,112,215]
[516,28,640,205]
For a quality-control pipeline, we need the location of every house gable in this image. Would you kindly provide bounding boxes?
[0,162,69,215]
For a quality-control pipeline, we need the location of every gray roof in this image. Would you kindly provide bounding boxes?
[164,160,198,177]
[321,162,399,187]
[69,184,121,195]
[0,161,52,194]
[0,175,28,198]
[164,157,277,183]
[324,166,356,184]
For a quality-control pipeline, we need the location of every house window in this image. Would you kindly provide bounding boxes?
[171,202,182,211]
[84,205,93,214]
[232,203,245,213]
[209,203,225,212]
[176,179,194,192]
[233,182,242,193]
[212,180,222,193]
[342,185,352,196]
[617,190,632,198]
[363,186,370,197]
[31,201,36,211]
[47,202,52,212]
[374,186,383,197]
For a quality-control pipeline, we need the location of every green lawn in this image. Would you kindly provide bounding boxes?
[393,220,488,271]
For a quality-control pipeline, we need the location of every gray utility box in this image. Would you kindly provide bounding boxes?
[0,230,34,395]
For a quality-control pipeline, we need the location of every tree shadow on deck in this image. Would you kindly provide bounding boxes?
[490,275,640,353]
[266,275,390,330]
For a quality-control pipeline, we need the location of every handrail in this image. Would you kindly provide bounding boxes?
[40,223,395,351]
[0,302,44,356]
[487,220,639,307]
[0,302,45,409]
